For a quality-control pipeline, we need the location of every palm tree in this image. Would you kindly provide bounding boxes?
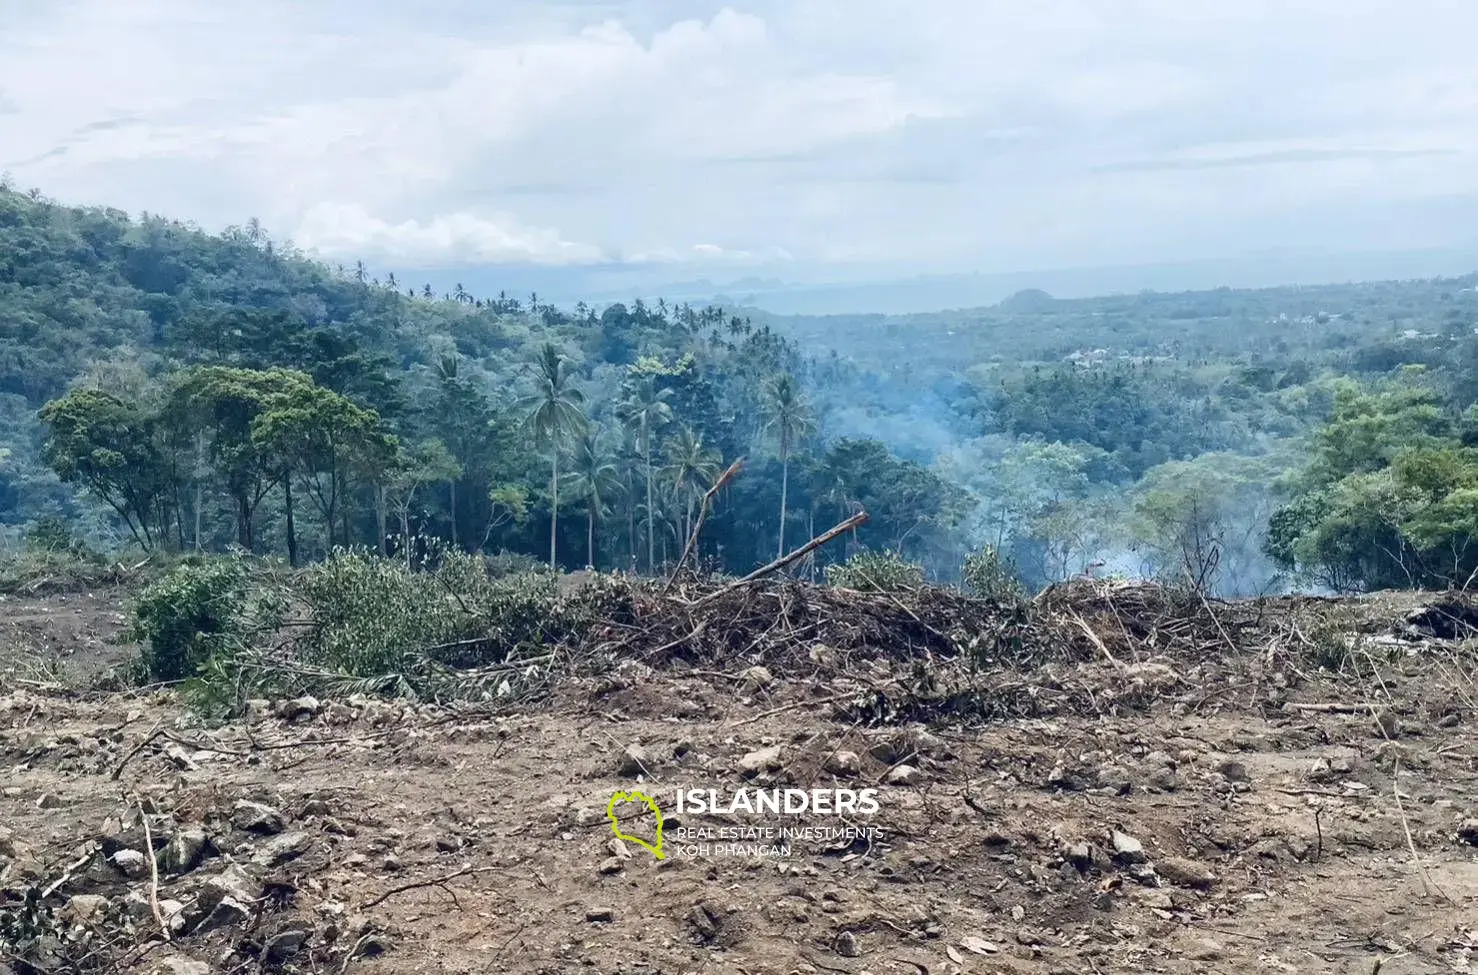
[520,344,587,569]
[617,375,673,572]
[662,426,722,546]
[566,429,620,569]
[761,373,816,558]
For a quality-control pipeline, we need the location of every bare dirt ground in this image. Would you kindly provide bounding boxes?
[0,586,132,683]
[2,586,1477,975]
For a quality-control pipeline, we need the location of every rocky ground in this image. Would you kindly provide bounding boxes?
[1,586,1477,974]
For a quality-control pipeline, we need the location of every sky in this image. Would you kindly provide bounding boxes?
[3,0,1478,297]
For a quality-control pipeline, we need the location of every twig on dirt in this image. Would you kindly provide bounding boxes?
[663,457,744,596]
[726,691,856,727]
[1390,760,1456,906]
[159,730,249,757]
[692,511,868,608]
[360,864,495,910]
[110,719,164,780]
[40,850,96,899]
[1282,702,1369,714]
[138,800,170,942]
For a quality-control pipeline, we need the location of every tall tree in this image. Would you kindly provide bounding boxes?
[566,429,621,568]
[519,344,586,570]
[252,383,397,551]
[39,388,175,549]
[618,373,674,571]
[167,366,314,551]
[662,425,722,548]
[761,373,815,557]
[386,439,462,569]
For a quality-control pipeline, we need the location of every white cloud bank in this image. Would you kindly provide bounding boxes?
[2,0,1478,274]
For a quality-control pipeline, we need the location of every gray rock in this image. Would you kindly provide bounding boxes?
[836,931,861,957]
[278,696,321,721]
[66,895,110,922]
[738,745,785,778]
[263,925,311,961]
[1156,856,1216,889]
[597,856,623,875]
[1215,760,1250,783]
[252,831,312,867]
[159,899,188,935]
[161,828,208,873]
[885,764,920,786]
[151,956,211,975]
[585,907,615,923]
[198,864,263,915]
[618,743,650,778]
[231,800,285,835]
[1187,938,1223,961]
[110,849,147,879]
[1064,842,1093,868]
[194,896,252,933]
[1458,819,1478,846]
[823,750,861,777]
[1110,830,1146,863]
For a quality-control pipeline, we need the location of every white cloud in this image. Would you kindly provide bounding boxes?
[295,203,606,266]
[3,0,1478,278]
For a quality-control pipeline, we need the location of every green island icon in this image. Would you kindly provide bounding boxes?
[606,789,665,860]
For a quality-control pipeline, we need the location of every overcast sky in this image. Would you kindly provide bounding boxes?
[3,0,1477,284]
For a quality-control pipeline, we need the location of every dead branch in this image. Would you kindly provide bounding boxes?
[663,457,745,596]
[360,864,496,910]
[110,720,164,781]
[138,801,169,942]
[693,511,868,608]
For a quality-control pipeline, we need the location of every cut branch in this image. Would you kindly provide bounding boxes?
[693,510,868,608]
[663,457,745,595]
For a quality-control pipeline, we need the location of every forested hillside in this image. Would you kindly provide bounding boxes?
[0,185,964,579]
[6,182,1478,595]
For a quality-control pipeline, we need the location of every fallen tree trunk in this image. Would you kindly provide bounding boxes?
[692,510,869,608]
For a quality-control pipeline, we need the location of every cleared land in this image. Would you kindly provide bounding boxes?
[1,581,1476,974]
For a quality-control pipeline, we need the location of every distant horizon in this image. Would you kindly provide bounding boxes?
[393,242,1478,317]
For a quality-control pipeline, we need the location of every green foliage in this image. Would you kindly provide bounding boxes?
[294,549,472,677]
[962,546,1024,601]
[127,558,249,682]
[39,387,174,549]
[1270,378,1478,591]
[827,549,926,592]
[25,515,79,553]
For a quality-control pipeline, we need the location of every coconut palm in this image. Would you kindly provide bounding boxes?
[566,429,621,569]
[616,375,674,572]
[761,373,816,557]
[519,344,586,569]
[662,426,722,546]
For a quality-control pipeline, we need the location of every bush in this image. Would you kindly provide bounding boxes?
[963,546,1024,601]
[126,558,249,682]
[296,549,467,677]
[826,549,925,592]
[25,516,79,554]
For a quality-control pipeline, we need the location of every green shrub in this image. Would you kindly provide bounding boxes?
[826,549,925,592]
[25,516,78,553]
[963,546,1024,601]
[126,558,249,682]
[296,549,466,677]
